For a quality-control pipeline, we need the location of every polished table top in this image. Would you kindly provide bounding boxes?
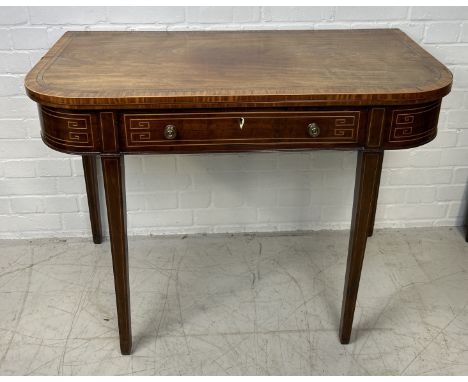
[25,29,452,109]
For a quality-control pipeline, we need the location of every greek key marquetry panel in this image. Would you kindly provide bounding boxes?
[122,111,362,151]
[127,120,154,144]
[388,101,441,145]
[331,116,358,139]
[39,106,99,152]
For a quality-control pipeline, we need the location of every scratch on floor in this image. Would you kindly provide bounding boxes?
[0,250,33,366]
[399,302,468,375]
[272,258,314,367]
[57,257,99,375]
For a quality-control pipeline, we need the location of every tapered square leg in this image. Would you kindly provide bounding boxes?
[101,155,132,355]
[367,151,384,237]
[340,150,384,344]
[82,155,102,244]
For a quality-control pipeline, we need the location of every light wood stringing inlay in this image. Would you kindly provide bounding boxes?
[388,102,440,143]
[41,107,94,148]
[123,112,361,148]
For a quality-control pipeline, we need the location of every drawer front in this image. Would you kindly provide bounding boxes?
[121,111,365,152]
[39,106,100,153]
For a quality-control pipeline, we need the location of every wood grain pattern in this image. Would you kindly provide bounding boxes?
[37,101,442,155]
[99,112,119,154]
[385,101,441,148]
[39,106,100,153]
[366,108,386,148]
[120,110,365,152]
[367,152,384,237]
[340,150,384,343]
[101,155,132,355]
[25,29,452,109]
[82,155,102,244]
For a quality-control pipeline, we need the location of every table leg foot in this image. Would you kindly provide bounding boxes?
[83,155,103,244]
[339,333,351,345]
[101,155,132,355]
[120,340,132,355]
[339,150,384,344]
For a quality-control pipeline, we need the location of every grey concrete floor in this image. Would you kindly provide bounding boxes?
[0,227,468,375]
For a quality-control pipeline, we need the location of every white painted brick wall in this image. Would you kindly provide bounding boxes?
[424,22,460,43]
[0,6,467,239]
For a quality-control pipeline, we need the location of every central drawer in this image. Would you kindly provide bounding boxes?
[120,110,365,153]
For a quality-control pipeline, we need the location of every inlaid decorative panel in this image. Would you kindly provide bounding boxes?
[40,107,99,152]
[121,111,364,152]
[386,101,441,148]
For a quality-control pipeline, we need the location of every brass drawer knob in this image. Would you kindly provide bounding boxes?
[308,123,320,138]
[164,124,177,140]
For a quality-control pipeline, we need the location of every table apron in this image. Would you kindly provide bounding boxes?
[37,102,441,155]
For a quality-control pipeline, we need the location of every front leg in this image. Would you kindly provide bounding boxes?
[101,155,132,355]
[339,150,384,344]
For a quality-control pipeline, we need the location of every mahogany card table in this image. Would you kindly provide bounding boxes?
[24,30,452,355]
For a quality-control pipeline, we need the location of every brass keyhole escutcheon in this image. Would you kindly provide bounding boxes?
[308,123,320,138]
[164,124,177,140]
[239,117,245,130]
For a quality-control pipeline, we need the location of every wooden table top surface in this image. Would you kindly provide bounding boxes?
[25,29,452,108]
